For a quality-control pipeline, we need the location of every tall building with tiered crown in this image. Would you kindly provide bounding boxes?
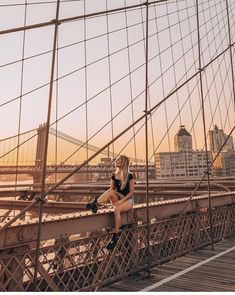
[155,126,211,179]
[174,125,193,152]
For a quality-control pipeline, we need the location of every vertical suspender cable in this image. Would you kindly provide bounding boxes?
[195,0,214,251]
[201,1,222,130]
[165,3,182,127]
[140,1,155,163]
[33,0,61,289]
[106,0,115,160]
[226,0,235,112]
[84,1,89,180]
[185,0,199,150]
[15,0,28,206]
[124,0,138,166]
[55,29,59,184]
[144,0,151,277]
[154,4,174,177]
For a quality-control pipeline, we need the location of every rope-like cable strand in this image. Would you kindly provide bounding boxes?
[196,0,214,250]
[155,3,174,176]
[166,1,182,127]
[201,0,224,130]
[33,0,61,289]
[106,0,115,159]
[226,0,235,113]
[140,1,155,159]
[0,0,231,110]
[124,0,138,164]
[0,1,203,71]
[13,0,28,217]
[1,29,233,176]
[83,1,89,179]
[0,34,233,169]
[139,22,235,180]
[143,0,151,275]
[54,22,60,184]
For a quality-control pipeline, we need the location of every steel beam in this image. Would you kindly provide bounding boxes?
[0,200,86,212]
[0,192,234,249]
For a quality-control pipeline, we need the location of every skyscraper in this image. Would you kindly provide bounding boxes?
[208,124,234,153]
[209,125,235,176]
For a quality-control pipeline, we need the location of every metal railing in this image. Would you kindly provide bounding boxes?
[0,193,234,291]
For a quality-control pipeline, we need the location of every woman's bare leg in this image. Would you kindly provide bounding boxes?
[97,189,119,205]
[86,189,120,213]
[106,200,133,250]
[113,201,132,233]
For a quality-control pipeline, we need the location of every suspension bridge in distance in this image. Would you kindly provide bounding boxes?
[0,124,154,184]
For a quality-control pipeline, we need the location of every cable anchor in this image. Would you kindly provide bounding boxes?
[51,19,61,25]
[198,67,205,72]
[36,195,47,203]
[143,110,152,115]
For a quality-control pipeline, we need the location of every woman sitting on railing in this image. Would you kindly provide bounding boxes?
[86,155,135,250]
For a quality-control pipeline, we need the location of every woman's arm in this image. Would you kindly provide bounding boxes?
[110,178,115,190]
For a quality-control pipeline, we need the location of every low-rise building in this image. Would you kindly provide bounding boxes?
[155,150,212,179]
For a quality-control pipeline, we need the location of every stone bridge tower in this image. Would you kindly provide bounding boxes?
[34,123,47,184]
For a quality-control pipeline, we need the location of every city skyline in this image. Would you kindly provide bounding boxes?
[0,122,234,166]
[155,124,235,178]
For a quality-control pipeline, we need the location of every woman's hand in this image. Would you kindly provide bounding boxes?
[114,200,122,206]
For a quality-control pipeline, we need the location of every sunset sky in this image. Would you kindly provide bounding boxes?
[0,0,234,164]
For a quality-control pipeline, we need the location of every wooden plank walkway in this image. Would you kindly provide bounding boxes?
[101,236,235,292]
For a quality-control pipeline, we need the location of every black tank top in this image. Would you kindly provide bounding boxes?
[111,173,134,196]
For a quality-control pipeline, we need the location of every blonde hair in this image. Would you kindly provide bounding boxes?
[115,155,130,190]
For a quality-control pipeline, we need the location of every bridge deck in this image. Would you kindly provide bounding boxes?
[101,236,235,292]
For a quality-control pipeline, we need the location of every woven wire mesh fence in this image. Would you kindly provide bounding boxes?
[0,203,234,291]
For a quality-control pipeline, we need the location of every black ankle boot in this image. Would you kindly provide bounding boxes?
[86,198,98,213]
[106,233,119,250]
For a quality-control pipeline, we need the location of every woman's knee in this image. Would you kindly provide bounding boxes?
[109,190,120,200]
[113,206,120,215]
[106,188,116,195]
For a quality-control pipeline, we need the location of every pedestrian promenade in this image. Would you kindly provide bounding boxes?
[101,236,235,292]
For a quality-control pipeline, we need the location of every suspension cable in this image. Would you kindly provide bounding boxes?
[15,0,28,185]
[196,0,214,251]
[226,0,235,113]
[1,36,234,170]
[124,0,138,164]
[141,1,155,160]
[0,0,232,112]
[0,1,203,72]
[83,0,89,180]
[144,0,151,277]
